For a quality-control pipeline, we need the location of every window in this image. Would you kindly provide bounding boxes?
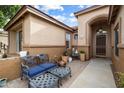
[66,33,71,48]
[114,25,119,56]
[74,34,78,40]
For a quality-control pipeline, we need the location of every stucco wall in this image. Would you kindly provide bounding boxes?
[29,14,66,46]
[76,6,109,59]
[0,32,8,45]
[111,6,124,72]
[111,6,124,45]
[23,14,31,46]
[21,14,73,57]
[119,6,124,44]
[8,31,16,53]
[23,47,65,58]
[77,6,109,46]
[8,19,23,54]
[72,33,78,46]
[0,57,21,81]
[112,48,124,73]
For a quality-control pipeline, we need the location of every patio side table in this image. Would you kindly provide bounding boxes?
[29,73,59,88]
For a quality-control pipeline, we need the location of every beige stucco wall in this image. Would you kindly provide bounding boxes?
[77,6,109,46]
[0,57,21,81]
[8,31,16,53]
[29,14,67,46]
[23,14,31,46]
[8,13,72,56]
[22,13,73,57]
[0,32,8,45]
[111,6,124,45]
[76,6,109,59]
[72,32,78,46]
[119,6,124,44]
[8,20,22,54]
[23,47,65,58]
[111,6,124,72]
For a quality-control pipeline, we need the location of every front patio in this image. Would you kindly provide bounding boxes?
[3,58,116,88]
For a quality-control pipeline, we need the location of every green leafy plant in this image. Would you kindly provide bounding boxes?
[115,72,124,87]
[80,50,85,54]
[0,5,21,28]
[63,50,68,56]
[63,49,72,56]
[67,49,72,56]
[53,56,62,63]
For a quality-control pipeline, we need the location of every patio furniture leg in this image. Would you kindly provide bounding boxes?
[58,79,60,88]
[48,66,72,86]
[21,77,23,80]
[60,79,63,86]
[28,83,30,88]
[21,74,23,80]
[70,73,72,77]
[28,79,31,88]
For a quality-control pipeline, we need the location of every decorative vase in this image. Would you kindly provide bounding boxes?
[68,57,72,63]
[0,78,7,87]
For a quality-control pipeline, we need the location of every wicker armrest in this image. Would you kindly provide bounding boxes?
[21,63,29,70]
[50,59,56,63]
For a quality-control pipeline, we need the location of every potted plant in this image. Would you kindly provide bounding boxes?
[115,72,124,87]
[67,49,72,63]
[0,78,7,87]
[2,53,7,58]
[79,50,85,62]
[62,50,69,63]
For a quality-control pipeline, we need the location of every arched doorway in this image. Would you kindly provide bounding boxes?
[95,28,108,57]
[88,16,111,58]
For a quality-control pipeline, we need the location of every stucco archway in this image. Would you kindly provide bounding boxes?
[86,15,111,58]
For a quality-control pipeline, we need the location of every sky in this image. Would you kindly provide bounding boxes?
[34,5,93,27]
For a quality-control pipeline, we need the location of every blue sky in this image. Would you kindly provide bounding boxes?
[34,5,92,27]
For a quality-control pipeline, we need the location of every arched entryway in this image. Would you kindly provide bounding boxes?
[95,28,108,57]
[88,16,111,58]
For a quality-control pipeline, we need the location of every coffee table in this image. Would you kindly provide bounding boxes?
[48,66,72,85]
[29,73,59,88]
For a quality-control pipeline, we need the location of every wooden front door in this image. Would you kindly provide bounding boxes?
[96,34,106,57]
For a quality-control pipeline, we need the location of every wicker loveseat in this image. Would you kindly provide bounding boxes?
[21,54,57,79]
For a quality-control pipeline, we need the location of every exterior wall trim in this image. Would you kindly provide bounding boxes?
[4,6,74,32]
[118,44,124,49]
[23,45,66,48]
[4,7,27,31]
[74,5,107,17]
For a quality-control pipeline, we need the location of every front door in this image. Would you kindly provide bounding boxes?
[96,33,107,57]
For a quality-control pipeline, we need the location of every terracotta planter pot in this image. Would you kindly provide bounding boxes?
[80,53,85,62]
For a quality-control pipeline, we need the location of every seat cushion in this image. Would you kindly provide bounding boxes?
[28,66,46,77]
[39,63,56,70]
